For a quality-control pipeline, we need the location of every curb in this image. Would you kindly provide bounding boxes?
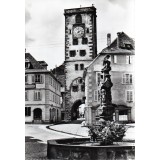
[46,125,89,138]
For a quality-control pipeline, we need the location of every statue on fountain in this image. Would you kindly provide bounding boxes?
[100,55,115,121]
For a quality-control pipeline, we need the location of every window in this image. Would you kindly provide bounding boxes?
[35,74,43,83]
[72,86,78,92]
[113,55,117,63]
[73,38,78,45]
[25,107,31,116]
[81,85,85,92]
[80,64,84,70]
[75,64,78,70]
[96,72,101,86]
[126,55,133,64]
[75,14,82,23]
[25,62,31,69]
[80,50,86,56]
[122,74,133,84]
[79,78,82,83]
[94,90,98,101]
[69,50,76,57]
[82,37,88,44]
[25,75,28,84]
[86,28,89,33]
[25,91,28,101]
[69,29,71,34]
[126,90,133,102]
[53,93,55,102]
[34,91,41,101]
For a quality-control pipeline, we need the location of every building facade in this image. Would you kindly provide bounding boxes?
[84,32,135,125]
[64,6,97,120]
[25,53,62,123]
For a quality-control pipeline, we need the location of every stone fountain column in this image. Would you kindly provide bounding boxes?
[100,55,114,121]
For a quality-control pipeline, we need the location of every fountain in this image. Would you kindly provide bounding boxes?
[47,55,135,160]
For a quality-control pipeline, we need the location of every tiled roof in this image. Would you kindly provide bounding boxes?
[25,53,45,69]
[101,32,135,53]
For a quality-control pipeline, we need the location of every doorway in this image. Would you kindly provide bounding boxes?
[33,108,42,120]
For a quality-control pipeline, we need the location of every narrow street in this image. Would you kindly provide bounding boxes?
[25,124,82,160]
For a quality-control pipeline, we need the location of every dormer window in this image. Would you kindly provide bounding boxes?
[25,59,31,69]
[125,43,133,50]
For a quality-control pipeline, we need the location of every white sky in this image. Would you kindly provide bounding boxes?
[25,0,135,69]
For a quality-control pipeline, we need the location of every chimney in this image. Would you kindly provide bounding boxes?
[107,33,111,47]
[117,32,120,48]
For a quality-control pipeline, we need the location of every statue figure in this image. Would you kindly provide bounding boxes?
[100,55,115,121]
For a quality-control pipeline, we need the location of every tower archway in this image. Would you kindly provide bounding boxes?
[71,99,82,120]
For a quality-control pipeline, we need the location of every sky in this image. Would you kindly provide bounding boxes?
[25,0,135,70]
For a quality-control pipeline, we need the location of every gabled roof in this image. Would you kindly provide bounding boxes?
[101,32,135,53]
[25,53,45,69]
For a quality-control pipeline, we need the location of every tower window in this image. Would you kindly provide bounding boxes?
[79,78,82,83]
[80,64,84,70]
[69,50,76,57]
[82,37,88,44]
[80,50,86,56]
[73,38,78,45]
[75,64,78,70]
[81,85,85,92]
[75,14,82,23]
[72,86,78,92]
[86,28,89,33]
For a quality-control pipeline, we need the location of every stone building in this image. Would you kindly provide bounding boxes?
[63,6,97,120]
[84,32,135,125]
[25,53,62,123]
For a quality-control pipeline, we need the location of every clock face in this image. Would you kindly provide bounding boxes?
[73,26,85,38]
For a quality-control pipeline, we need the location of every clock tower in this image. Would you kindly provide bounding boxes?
[64,6,97,120]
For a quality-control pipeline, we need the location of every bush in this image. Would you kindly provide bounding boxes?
[88,121,127,145]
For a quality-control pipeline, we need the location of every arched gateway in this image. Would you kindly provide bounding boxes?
[71,99,82,120]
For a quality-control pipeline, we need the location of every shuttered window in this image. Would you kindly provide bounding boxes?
[126,90,133,102]
[122,74,133,84]
[34,91,41,101]
[96,72,101,86]
[94,90,98,101]
[25,107,31,116]
[35,74,43,83]
[126,56,133,64]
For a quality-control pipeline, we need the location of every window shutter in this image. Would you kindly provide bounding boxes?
[130,74,133,84]
[114,55,117,63]
[94,90,98,101]
[34,91,37,100]
[32,75,35,83]
[126,56,129,64]
[122,74,125,84]
[40,75,43,83]
[28,107,31,116]
[25,75,28,83]
[127,91,129,101]
[130,56,133,64]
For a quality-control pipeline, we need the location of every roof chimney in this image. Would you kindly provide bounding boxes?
[117,32,120,48]
[107,33,111,47]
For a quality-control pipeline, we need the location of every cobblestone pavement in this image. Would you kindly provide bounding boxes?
[25,124,82,160]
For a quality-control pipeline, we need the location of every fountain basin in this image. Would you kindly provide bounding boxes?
[47,138,135,160]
